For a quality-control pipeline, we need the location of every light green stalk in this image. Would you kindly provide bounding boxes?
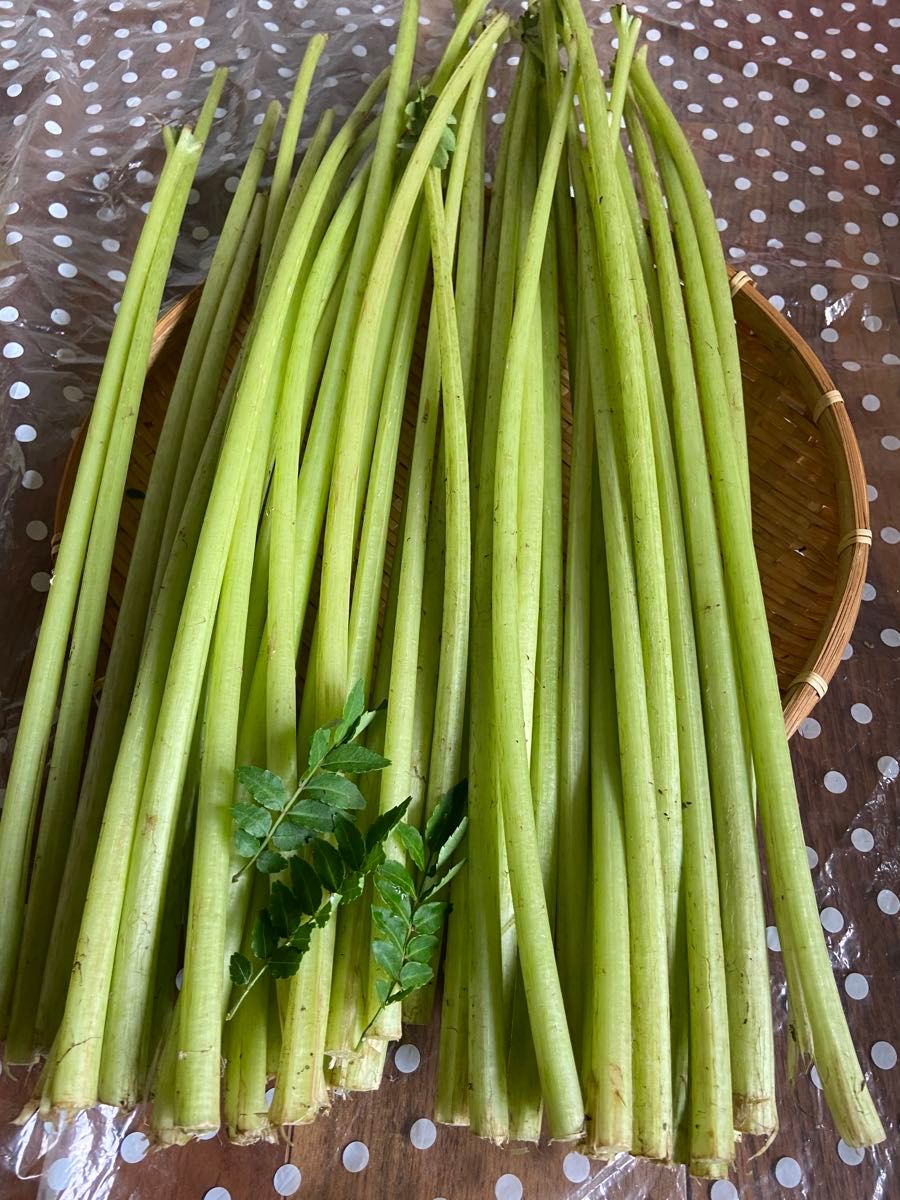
[434,858,470,1125]
[258,35,327,283]
[612,159,690,1152]
[0,109,218,1036]
[629,97,774,1140]
[157,105,338,599]
[17,136,216,1069]
[490,45,582,1140]
[329,539,401,1093]
[149,717,200,1068]
[607,8,641,141]
[539,2,578,356]
[362,50,491,1049]
[563,0,674,1154]
[316,11,508,726]
[585,471,632,1159]
[467,51,535,1145]
[648,139,883,1148]
[47,79,375,1113]
[30,187,266,1060]
[98,89,377,1112]
[4,137,220,1068]
[267,163,373,801]
[630,50,748,492]
[347,210,432,695]
[556,148,592,1058]
[289,212,428,1083]
[587,15,682,969]
[508,188,564,1144]
[620,108,733,1171]
[223,874,270,1142]
[514,121,543,762]
[399,466,444,1030]
[36,289,243,1056]
[414,162,470,1110]
[10,108,278,1063]
[277,2,426,1121]
[425,56,488,1056]
[174,322,289,1131]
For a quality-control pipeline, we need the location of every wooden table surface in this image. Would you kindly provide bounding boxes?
[0,1,897,1198]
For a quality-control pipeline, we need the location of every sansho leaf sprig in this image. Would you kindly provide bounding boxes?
[227,682,411,1019]
[230,679,388,879]
[361,781,468,1042]
[400,86,458,170]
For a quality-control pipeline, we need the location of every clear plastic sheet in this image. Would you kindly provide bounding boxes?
[0,1,897,1197]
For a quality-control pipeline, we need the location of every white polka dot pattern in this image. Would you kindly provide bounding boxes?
[2,2,898,1198]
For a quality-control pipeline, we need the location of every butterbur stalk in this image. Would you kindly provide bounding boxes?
[466,51,535,1144]
[563,0,674,1156]
[258,34,327,285]
[28,186,268,1062]
[317,9,508,731]
[37,318,239,1068]
[267,159,374,803]
[280,0,425,1118]
[48,57,372,1107]
[0,99,220,1035]
[629,50,749,495]
[329,572,399,1090]
[307,211,427,1072]
[157,104,338,600]
[618,107,733,1172]
[98,82,374,1109]
[398,464,444,1030]
[513,118,543,761]
[625,98,773,1146]
[319,224,423,1069]
[369,48,489,1045]
[612,154,692,1151]
[174,352,280,1132]
[586,473,632,1159]
[507,174,564,1143]
[420,159,471,1117]
[325,16,508,1056]
[224,875,271,1142]
[490,44,582,1141]
[556,148,592,1060]
[3,128,213,1067]
[646,137,883,1148]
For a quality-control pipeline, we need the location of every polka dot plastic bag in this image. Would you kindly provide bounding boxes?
[1,1,897,1198]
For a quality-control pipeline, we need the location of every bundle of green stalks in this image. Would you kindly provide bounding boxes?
[0,0,883,1180]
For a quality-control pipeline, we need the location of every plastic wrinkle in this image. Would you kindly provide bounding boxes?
[0,1,897,1198]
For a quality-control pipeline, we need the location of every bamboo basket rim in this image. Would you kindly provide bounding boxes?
[52,265,869,741]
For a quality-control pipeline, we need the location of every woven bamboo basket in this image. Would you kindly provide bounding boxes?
[53,266,870,738]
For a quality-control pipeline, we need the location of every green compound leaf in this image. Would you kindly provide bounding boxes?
[251,911,278,961]
[323,742,390,775]
[372,939,403,981]
[305,771,367,810]
[233,827,261,859]
[255,849,288,875]
[230,801,272,839]
[399,960,433,991]
[411,900,448,936]
[395,822,425,872]
[290,857,323,915]
[267,944,303,980]
[229,952,252,986]
[311,840,345,893]
[234,765,289,812]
